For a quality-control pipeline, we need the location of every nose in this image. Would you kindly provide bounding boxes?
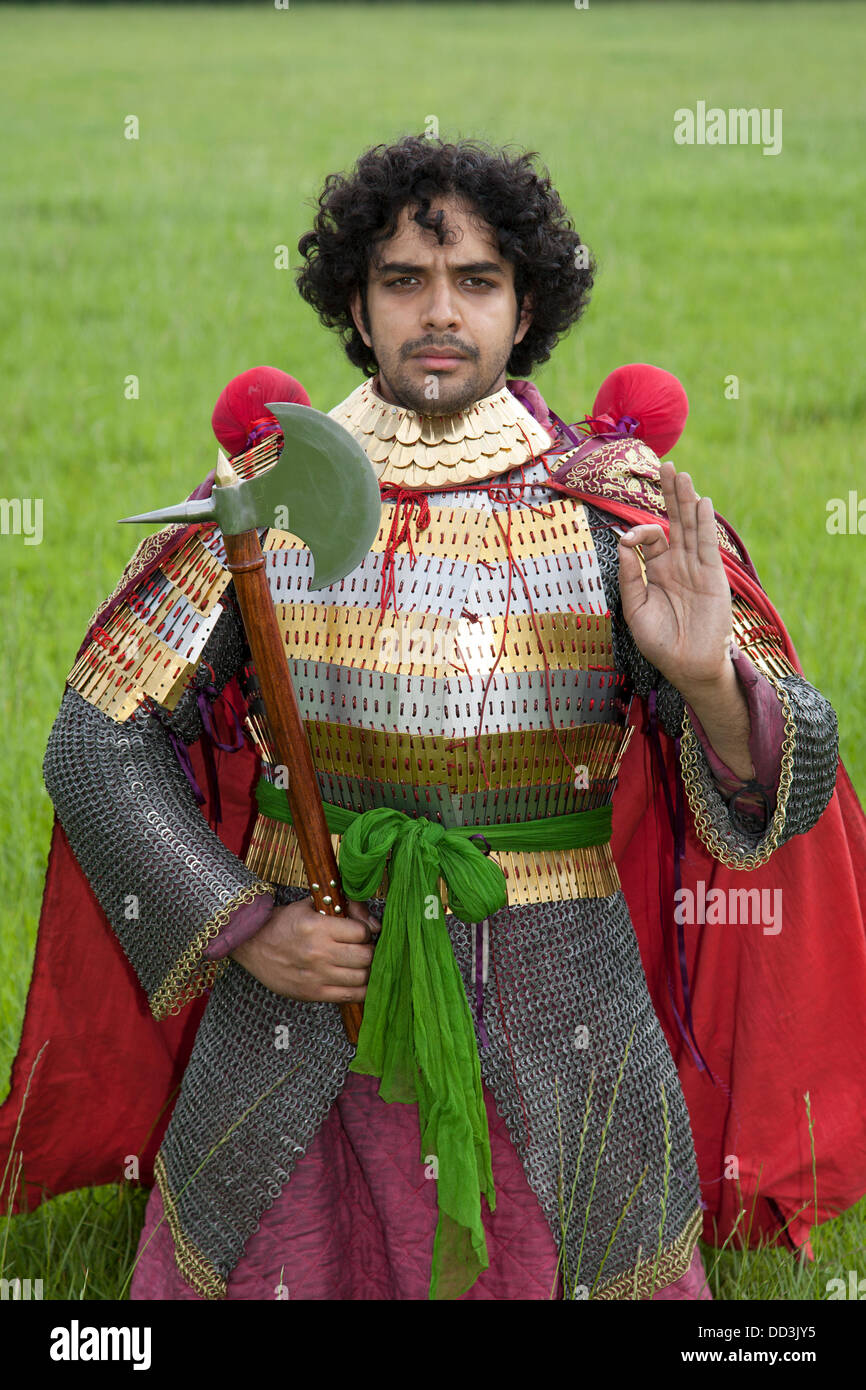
[421,277,461,333]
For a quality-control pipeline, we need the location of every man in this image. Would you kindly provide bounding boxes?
[5,137,864,1300]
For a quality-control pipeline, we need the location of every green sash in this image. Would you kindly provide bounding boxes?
[255,779,612,1299]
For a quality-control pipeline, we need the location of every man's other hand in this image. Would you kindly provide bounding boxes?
[230,897,380,1003]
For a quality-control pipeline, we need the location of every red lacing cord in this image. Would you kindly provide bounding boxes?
[486,505,590,785]
[472,499,515,790]
[474,417,595,784]
[377,484,431,619]
[466,420,554,783]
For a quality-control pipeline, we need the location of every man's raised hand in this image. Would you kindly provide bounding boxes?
[617,460,734,694]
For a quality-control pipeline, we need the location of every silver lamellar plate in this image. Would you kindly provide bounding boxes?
[264,542,606,621]
[128,569,224,664]
[465,550,608,618]
[291,662,624,738]
[444,468,552,510]
[198,525,228,566]
[265,547,477,619]
[442,668,624,734]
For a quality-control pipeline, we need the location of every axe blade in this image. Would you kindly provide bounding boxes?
[257,402,381,590]
[118,401,382,592]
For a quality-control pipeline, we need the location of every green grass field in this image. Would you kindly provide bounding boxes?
[1,1,865,1301]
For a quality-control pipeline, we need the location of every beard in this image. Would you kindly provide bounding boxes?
[372,334,512,415]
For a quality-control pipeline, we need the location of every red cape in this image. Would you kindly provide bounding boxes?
[560,483,866,1250]
[0,704,262,1210]
[3,501,866,1255]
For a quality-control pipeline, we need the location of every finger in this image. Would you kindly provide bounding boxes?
[674,470,699,555]
[315,960,372,987]
[323,940,375,971]
[659,461,684,552]
[321,985,369,1005]
[347,898,382,937]
[617,540,649,624]
[312,909,377,945]
[619,523,669,559]
[696,495,722,566]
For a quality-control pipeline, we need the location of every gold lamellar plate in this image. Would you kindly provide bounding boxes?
[329,378,553,488]
[264,497,592,565]
[68,533,231,722]
[230,432,283,481]
[731,594,796,680]
[245,815,621,908]
[269,602,612,679]
[68,601,204,721]
[244,722,634,907]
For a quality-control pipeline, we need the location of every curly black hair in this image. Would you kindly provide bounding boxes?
[296,136,595,379]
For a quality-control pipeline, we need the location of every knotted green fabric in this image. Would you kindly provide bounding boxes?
[254,779,612,1299]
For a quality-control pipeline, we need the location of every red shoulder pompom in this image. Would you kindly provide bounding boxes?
[592,363,689,457]
[212,367,311,455]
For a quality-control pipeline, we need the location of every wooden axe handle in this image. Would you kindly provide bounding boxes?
[222,528,363,1045]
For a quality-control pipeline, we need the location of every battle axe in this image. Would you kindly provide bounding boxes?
[121,402,382,1043]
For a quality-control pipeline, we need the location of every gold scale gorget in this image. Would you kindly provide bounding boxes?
[328,377,553,489]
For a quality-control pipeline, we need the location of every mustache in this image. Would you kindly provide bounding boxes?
[400,336,479,361]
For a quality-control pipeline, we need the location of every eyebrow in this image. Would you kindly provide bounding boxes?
[372,260,505,277]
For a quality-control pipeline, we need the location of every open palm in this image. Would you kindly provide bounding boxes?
[618,462,733,691]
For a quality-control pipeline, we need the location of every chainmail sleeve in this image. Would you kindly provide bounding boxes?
[587,503,839,869]
[43,588,274,1020]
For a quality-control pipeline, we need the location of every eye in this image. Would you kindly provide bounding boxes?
[462,278,497,289]
[385,276,418,287]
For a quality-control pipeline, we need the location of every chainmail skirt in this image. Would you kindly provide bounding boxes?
[131,1071,710,1300]
[151,889,704,1299]
[450,891,705,1298]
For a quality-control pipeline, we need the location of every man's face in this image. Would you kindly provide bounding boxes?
[349,197,533,415]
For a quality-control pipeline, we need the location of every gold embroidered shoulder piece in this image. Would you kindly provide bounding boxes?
[328,378,552,489]
[556,437,744,563]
